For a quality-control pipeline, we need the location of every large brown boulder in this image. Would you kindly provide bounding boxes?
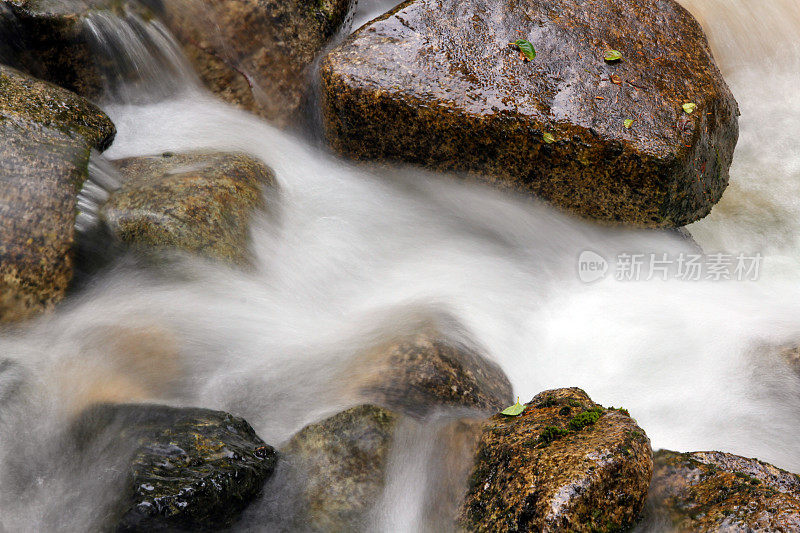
[100,151,276,265]
[340,314,513,416]
[144,0,357,126]
[648,450,800,531]
[459,387,653,532]
[0,64,115,322]
[320,0,739,227]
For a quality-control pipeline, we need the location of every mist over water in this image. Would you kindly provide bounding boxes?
[2,0,800,531]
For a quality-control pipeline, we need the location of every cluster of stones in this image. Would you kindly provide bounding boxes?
[1,0,796,531]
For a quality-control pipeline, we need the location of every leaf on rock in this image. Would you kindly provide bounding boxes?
[604,50,623,62]
[543,132,556,144]
[682,102,697,114]
[512,39,536,61]
[624,119,634,129]
[501,397,526,416]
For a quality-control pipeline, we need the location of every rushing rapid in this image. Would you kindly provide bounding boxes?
[1,0,800,531]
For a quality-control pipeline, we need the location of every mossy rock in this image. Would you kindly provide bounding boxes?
[100,151,276,265]
[459,387,653,532]
[648,449,800,531]
[320,0,739,227]
[71,403,277,531]
[280,404,399,531]
[340,313,514,417]
[0,64,115,322]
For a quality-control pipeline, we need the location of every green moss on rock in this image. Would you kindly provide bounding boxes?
[459,387,653,532]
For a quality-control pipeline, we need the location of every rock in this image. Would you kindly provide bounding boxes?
[136,0,357,126]
[648,450,800,531]
[281,404,399,531]
[341,314,514,417]
[0,0,111,99]
[72,403,277,531]
[342,315,514,416]
[0,64,115,322]
[320,0,739,227]
[459,387,653,532]
[100,151,276,265]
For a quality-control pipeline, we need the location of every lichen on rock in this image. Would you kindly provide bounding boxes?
[648,449,800,531]
[459,387,653,532]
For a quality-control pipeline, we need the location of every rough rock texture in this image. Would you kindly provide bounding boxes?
[0,0,113,98]
[343,316,513,416]
[320,0,739,227]
[460,387,653,532]
[0,64,115,322]
[140,0,357,126]
[100,151,276,264]
[281,404,398,531]
[72,403,277,531]
[649,450,800,532]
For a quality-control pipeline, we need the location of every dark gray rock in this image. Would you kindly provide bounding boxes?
[72,403,277,532]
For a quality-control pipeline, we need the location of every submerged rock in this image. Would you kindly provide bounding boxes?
[72,403,277,531]
[320,0,739,227]
[140,0,357,126]
[342,315,514,416]
[460,387,652,532]
[281,404,399,531]
[648,450,800,531]
[0,64,115,322]
[100,151,276,265]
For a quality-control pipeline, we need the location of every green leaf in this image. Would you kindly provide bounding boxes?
[513,39,536,61]
[682,102,697,114]
[604,49,623,62]
[624,119,634,129]
[543,132,556,144]
[501,397,526,416]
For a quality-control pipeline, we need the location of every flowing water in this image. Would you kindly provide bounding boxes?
[2,0,800,531]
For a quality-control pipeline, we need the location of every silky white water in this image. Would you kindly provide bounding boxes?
[1,0,800,531]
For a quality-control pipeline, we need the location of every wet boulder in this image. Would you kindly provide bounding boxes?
[280,404,399,531]
[341,314,514,416]
[320,0,739,227]
[459,387,653,532]
[141,0,357,126]
[100,151,276,265]
[72,403,277,531]
[648,450,800,531]
[0,64,115,322]
[0,0,113,98]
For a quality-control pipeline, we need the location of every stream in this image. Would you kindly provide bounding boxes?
[1,0,800,530]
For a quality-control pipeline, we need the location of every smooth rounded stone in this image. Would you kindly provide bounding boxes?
[459,387,653,532]
[648,450,800,532]
[100,151,276,265]
[0,65,115,323]
[341,315,513,416]
[281,404,399,532]
[320,0,739,227]
[72,403,278,531]
[139,0,357,126]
